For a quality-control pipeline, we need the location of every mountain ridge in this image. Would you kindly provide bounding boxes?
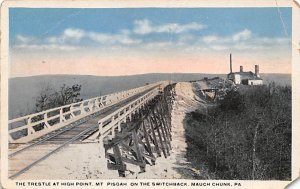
[8,73,291,119]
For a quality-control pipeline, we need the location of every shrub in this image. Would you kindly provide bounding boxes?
[184,84,291,180]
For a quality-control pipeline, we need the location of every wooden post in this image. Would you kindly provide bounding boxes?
[118,112,122,132]
[70,106,76,118]
[27,117,35,135]
[158,100,172,139]
[59,108,65,123]
[132,129,146,172]
[141,120,156,164]
[88,101,93,112]
[155,111,170,156]
[111,116,115,137]
[157,111,172,149]
[112,144,126,177]
[162,94,169,114]
[80,103,85,114]
[111,126,115,137]
[98,122,103,142]
[95,98,99,109]
[160,96,172,134]
[117,120,121,132]
[151,115,167,158]
[147,117,161,157]
[44,113,50,128]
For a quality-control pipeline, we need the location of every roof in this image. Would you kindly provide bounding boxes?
[227,71,262,80]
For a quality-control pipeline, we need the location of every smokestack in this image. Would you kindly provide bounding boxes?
[230,54,232,73]
[240,66,243,72]
[255,65,259,76]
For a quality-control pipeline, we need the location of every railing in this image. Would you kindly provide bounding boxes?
[8,81,167,143]
[97,81,170,140]
[97,87,159,140]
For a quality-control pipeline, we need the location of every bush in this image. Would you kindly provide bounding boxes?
[218,90,244,112]
[184,83,291,180]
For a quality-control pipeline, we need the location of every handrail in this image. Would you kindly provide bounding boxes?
[97,84,165,140]
[8,81,169,143]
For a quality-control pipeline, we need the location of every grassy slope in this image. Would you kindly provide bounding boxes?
[183,84,291,180]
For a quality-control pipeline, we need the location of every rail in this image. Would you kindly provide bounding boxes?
[8,81,167,143]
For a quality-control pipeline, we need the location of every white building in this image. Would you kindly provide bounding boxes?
[227,54,263,85]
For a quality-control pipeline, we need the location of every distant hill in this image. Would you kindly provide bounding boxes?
[8,73,290,119]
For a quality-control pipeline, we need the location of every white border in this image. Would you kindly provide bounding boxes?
[1,1,299,189]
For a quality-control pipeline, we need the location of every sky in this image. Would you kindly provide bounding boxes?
[9,8,292,77]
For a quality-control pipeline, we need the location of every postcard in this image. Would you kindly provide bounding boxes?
[1,0,300,189]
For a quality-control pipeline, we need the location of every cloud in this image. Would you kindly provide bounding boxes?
[55,28,141,45]
[16,35,36,44]
[143,42,173,50]
[14,34,79,51]
[210,45,228,51]
[232,29,251,41]
[46,28,86,44]
[133,19,152,35]
[13,25,290,54]
[13,27,141,51]
[88,32,141,45]
[202,35,219,44]
[63,28,85,40]
[202,29,251,45]
[199,29,290,52]
[133,19,206,35]
[13,44,79,51]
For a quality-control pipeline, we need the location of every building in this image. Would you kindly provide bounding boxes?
[227,54,263,85]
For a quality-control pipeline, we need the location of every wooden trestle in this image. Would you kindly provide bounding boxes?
[103,84,176,177]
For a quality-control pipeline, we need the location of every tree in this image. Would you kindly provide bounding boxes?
[30,83,82,131]
[35,83,82,112]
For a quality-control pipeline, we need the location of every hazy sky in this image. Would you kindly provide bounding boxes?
[9,8,292,77]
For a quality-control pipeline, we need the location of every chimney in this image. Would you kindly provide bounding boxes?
[240,66,243,72]
[255,65,259,76]
[230,53,232,73]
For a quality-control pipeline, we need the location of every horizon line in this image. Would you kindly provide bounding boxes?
[9,72,292,79]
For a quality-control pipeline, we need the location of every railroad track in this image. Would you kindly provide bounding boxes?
[8,87,157,179]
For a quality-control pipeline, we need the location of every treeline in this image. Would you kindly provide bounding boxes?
[184,83,291,180]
